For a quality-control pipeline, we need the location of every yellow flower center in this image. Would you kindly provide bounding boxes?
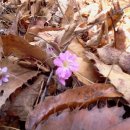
[63,61,69,67]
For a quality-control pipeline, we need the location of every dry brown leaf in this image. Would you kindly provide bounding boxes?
[1,75,44,121]
[0,34,52,66]
[0,59,39,109]
[68,38,99,84]
[86,51,130,103]
[35,106,125,130]
[97,45,130,73]
[25,83,122,130]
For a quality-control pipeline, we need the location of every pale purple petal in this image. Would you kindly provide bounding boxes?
[1,67,8,73]
[59,78,65,85]
[63,68,72,79]
[53,58,63,67]
[2,77,9,82]
[56,67,65,78]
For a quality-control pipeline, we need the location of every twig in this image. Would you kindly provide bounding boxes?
[40,69,54,102]
[34,79,44,106]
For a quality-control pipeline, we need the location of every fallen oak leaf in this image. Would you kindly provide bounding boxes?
[86,51,130,103]
[25,83,122,130]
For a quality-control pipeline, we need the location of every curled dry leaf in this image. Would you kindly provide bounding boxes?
[35,106,125,130]
[0,59,39,109]
[25,83,122,130]
[86,51,130,103]
[1,75,45,121]
[68,38,99,84]
[97,45,130,73]
[0,34,53,67]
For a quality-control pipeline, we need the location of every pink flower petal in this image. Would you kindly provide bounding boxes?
[53,58,63,67]
[59,52,67,61]
[54,51,79,85]
[56,67,71,79]
[59,78,65,85]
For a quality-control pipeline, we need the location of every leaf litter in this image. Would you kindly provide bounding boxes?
[0,0,130,130]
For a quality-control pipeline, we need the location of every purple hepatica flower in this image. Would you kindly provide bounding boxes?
[0,67,9,86]
[54,51,79,85]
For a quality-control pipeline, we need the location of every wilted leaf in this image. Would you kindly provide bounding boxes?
[0,59,39,109]
[86,51,130,103]
[25,83,122,130]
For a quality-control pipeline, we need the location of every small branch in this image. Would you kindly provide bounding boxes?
[40,69,54,102]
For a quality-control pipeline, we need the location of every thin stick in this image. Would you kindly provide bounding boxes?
[34,79,44,106]
[40,69,54,102]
